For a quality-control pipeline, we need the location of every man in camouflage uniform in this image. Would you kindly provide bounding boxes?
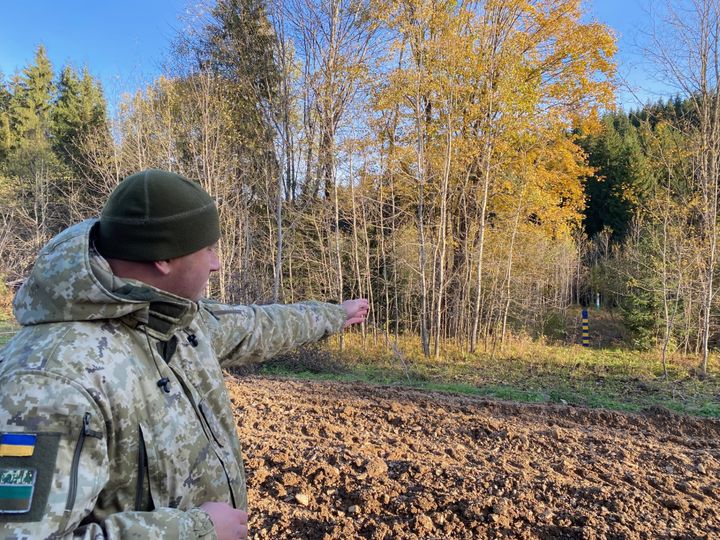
[0,170,369,539]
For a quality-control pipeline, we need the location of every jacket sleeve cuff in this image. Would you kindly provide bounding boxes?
[187,507,217,538]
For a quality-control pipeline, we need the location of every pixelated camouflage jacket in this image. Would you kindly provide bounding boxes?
[0,219,347,539]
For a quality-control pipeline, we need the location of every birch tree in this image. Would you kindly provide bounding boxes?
[646,0,720,376]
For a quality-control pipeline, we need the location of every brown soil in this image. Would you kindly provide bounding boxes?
[227,375,720,539]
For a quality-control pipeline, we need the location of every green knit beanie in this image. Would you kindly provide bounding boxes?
[96,169,220,261]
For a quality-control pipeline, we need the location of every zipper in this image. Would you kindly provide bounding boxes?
[134,427,148,511]
[197,401,237,508]
[198,401,225,448]
[66,412,102,512]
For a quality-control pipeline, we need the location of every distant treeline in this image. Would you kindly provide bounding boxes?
[0,0,718,374]
[578,89,720,376]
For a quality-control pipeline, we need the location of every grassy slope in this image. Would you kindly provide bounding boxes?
[0,321,17,347]
[257,331,720,419]
[2,312,719,418]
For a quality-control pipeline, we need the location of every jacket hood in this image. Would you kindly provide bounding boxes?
[13,220,198,339]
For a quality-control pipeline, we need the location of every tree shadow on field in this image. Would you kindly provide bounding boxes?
[536,524,585,539]
[229,343,348,377]
[285,517,332,540]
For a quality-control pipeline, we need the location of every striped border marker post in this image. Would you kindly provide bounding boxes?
[581,309,589,347]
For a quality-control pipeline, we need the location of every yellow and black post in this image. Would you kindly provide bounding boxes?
[581,309,590,347]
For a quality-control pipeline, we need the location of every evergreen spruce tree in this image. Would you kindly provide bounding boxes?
[52,65,108,174]
[2,46,72,241]
[204,0,280,100]
[581,112,652,242]
[196,0,281,162]
[52,66,82,161]
[0,72,12,163]
[9,45,55,148]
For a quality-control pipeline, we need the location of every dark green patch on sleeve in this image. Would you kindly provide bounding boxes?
[0,433,60,523]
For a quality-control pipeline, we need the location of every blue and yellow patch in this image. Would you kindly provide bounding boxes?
[0,432,60,522]
[0,468,36,513]
[0,434,36,457]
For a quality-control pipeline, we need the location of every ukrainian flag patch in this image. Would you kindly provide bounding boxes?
[0,468,36,513]
[0,434,36,457]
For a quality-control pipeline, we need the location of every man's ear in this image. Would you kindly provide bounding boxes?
[153,260,172,276]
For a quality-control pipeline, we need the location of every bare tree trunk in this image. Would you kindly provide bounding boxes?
[415,91,430,358]
[390,176,401,342]
[471,146,493,352]
[433,113,452,358]
[647,0,720,376]
[379,175,390,345]
[501,187,524,348]
[273,169,284,302]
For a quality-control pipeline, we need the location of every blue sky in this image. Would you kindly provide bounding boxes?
[0,0,189,108]
[586,0,672,109]
[0,0,668,112]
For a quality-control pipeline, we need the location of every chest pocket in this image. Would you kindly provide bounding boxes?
[137,424,165,509]
[134,426,154,512]
[198,399,230,448]
[198,399,245,510]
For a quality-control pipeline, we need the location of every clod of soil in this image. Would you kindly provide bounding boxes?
[228,375,720,539]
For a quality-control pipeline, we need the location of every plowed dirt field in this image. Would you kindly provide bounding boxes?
[227,375,720,539]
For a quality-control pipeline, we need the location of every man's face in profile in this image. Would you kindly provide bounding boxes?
[162,243,220,301]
